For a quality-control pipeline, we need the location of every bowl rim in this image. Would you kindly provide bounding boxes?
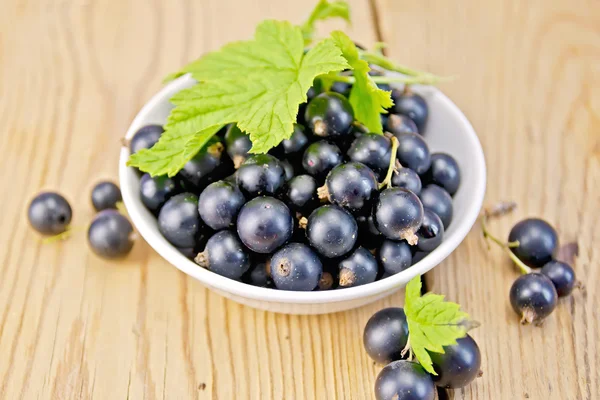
[119,75,486,304]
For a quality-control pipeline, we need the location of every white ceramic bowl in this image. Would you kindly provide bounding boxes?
[119,75,486,314]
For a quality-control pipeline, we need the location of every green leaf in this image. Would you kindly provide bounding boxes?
[302,0,351,44]
[330,31,392,133]
[130,20,348,175]
[404,276,474,375]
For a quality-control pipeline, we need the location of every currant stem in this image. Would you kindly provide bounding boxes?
[481,214,532,275]
[379,136,399,189]
[329,74,445,86]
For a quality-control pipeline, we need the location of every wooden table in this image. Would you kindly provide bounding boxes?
[1,0,599,399]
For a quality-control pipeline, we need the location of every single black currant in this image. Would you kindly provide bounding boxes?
[319,162,378,213]
[419,184,453,229]
[423,153,461,195]
[270,243,323,291]
[416,210,444,252]
[378,240,413,275]
[302,140,343,180]
[508,218,558,268]
[391,167,422,195]
[374,360,435,400]
[394,132,431,175]
[305,92,355,138]
[236,154,286,197]
[284,174,319,215]
[347,134,392,175]
[279,124,309,155]
[87,210,135,259]
[158,193,202,248]
[337,247,378,288]
[391,89,429,132]
[363,307,409,364]
[129,124,163,154]
[237,196,293,253]
[198,180,246,230]
[541,260,577,297]
[242,261,273,288]
[428,335,481,389]
[177,142,226,192]
[373,187,424,245]
[305,205,358,258]
[27,192,72,234]
[195,230,251,279]
[225,124,252,168]
[91,181,122,211]
[411,250,430,265]
[510,273,558,324]
[386,113,419,136]
[139,173,180,214]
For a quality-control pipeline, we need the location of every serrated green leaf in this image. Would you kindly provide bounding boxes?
[302,0,351,44]
[130,20,348,175]
[330,31,392,133]
[404,275,474,375]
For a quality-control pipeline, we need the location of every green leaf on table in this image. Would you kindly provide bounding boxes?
[301,0,351,44]
[331,31,392,133]
[129,20,348,175]
[404,276,474,375]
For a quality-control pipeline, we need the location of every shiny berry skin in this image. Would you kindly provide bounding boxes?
[394,132,431,175]
[194,230,251,279]
[158,193,202,248]
[302,141,343,180]
[285,175,319,215]
[236,154,286,197]
[129,124,163,154]
[347,134,392,175]
[27,192,72,235]
[428,335,481,388]
[386,113,419,136]
[510,273,558,324]
[508,218,558,268]
[91,181,122,211]
[139,174,180,214]
[423,153,461,195]
[419,184,453,229]
[270,243,323,291]
[279,124,308,155]
[178,143,225,192]
[338,247,378,288]
[306,205,358,258]
[280,159,295,181]
[198,180,245,230]
[375,360,435,400]
[237,197,293,253]
[416,210,444,252]
[373,188,424,244]
[391,90,429,132]
[363,307,409,364]
[541,260,576,297]
[87,210,134,259]
[225,125,251,168]
[305,92,355,138]
[243,261,272,287]
[322,162,378,213]
[378,240,412,275]
[392,167,422,195]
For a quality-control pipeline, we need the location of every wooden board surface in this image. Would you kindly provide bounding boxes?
[0,0,598,399]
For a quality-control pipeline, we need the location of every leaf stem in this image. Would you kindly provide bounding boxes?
[481,214,532,275]
[329,74,446,86]
[378,136,399,189]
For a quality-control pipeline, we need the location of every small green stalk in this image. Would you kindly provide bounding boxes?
[329,74,443,86]
[481,214,532,275]
[378,136,399,189]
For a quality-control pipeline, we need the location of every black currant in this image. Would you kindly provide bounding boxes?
[374,360,435,400]
[510,273,558,324]
[198,180,246,230]
[428,335,481,389]
[378,240,412,275]
[386,113,419,136]
[347,134,392,176]
[236,154,286,197]
[158,193,202,248]
[363,307,409,364]
[508,218,558,268]
[306,205,358,258]
[177,143,226,192]
[337,247,378,288]
[27,192,72,235]
[129,124,163,154]
[373,188,424,245]
[423,153,461,195]
[280,159,295,181]
[305,92,354,138]
[541,260,577,297]
[195,230,251,279]
[419,184,453,229]
[392,167,422,195]
[225,124,252,168]
[237,196,293,254]
[91,181,122,212]
[284,174,319,215]
[416,210,444,252]
[302,140,343,180]
[394,132,431,175]
[139,174,180,214]
[391,89,429,132]
[319,162,378,213]
[242,261,273,288]
[87,210,135,259]
[270,243,323,291]
[279,124,309,155]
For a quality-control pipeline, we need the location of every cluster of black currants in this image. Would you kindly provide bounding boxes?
[133,84,461,291]
[27,181,135,259]
[482,204,582,325]
[363,308,481,400]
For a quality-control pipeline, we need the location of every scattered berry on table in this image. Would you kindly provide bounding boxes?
[419,184,453,229]
[129,124,163,154]
[87,210,135,259]
[306,205,358,258]
[237,196,293,254]
[337,247,378,288]
[427,335,481,388]
[374,360,435,400]
[540,260,577,297]
[158,193,202,248]
[392,167,422,195]
[139,174,180,214]
[305,92,354,138]
[363,307,409,364]
[91,181,122,212]
[198,180,246,230]
[319,162,378,213]
[510,273,558,324]
[28,192,72,235]
[270,243,323,291]
[508,218,558,268]
[195,230,251,279]
[373,187,424,245]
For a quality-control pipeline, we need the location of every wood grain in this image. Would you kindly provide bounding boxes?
[0,0,598,399]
